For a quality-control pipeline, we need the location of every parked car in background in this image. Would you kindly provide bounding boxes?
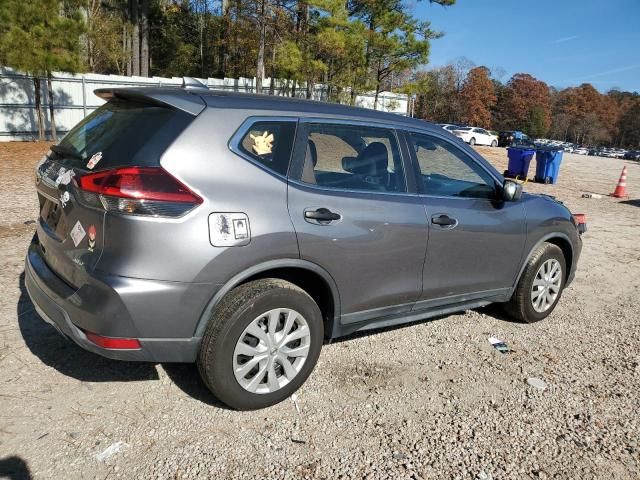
[25,85,584,410]
[573,147,588,155]
[452,127,498,146]
[623,150,640,160]
[499,131,527,147]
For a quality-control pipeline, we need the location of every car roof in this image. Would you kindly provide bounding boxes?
[94,86,441,132]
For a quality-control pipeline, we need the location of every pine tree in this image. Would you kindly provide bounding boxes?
[0,0,85,140]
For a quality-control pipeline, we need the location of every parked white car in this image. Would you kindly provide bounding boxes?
[452,127,498,147]
[573,148,588,155]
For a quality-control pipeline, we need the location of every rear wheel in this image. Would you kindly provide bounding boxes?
[505,243,566,323]
[469,137,476,146]
[491,140,497,147]
[197,279,324,410]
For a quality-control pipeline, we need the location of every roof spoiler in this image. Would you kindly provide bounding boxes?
[94,87,206,116]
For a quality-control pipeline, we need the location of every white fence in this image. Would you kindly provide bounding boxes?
[0,68,408,141]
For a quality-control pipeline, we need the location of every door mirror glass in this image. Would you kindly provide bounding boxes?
[502,179,522,201]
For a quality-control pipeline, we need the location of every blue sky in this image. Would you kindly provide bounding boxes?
[414,0,640,92]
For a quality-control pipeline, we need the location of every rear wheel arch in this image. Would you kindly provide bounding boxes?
[194,260,340,339]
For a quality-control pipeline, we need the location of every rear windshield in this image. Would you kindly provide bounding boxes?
[53,99,193,170]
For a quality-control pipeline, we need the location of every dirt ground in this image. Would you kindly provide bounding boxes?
[0,142,639,479]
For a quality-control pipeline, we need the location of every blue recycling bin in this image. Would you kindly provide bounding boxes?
[505,147,536,179]
[535,148,564,184]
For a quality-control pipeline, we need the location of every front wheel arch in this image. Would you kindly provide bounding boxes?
[513,234,574,290]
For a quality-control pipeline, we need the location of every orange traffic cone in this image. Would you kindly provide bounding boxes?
[611,166,629,198]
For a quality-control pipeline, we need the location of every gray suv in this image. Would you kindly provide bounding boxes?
[25,85,584,410]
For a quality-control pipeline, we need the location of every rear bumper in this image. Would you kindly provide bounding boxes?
[25,242,213,362]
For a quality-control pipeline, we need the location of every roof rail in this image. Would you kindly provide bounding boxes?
[182,77,208,90]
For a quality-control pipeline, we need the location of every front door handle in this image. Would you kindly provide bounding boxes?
[431,214,457,228]
[304,208,341,223]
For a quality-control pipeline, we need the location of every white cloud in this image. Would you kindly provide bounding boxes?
[551,35,579,44]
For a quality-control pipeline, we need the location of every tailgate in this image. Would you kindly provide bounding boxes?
[35,157,104,288]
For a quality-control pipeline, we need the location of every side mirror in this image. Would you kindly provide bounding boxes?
[502,179,523,201]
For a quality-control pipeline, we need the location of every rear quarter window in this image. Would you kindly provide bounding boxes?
[237,120,297,176]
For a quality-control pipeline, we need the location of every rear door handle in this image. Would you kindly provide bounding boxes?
[304,208,341,223]
[431,214,457,228]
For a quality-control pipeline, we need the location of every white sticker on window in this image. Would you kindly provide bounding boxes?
[70,221,86,247]
[208,213,251,247]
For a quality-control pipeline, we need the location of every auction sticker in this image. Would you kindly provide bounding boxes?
[70,221,86,247]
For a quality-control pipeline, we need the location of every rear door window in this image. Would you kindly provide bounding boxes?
[236,120,297,176]
[53,99,194,170]
[296,123,406,193]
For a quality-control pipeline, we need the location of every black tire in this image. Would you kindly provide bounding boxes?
[491,140,497,147]
[197,279,324,410]
[469,137,476,146]
[504,243,566,323]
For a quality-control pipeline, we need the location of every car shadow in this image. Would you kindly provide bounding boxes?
[17,272,158,383]
[16,271,231,408]
[619,199,640,208]
[0,456,32,480]
[161,364,230,409]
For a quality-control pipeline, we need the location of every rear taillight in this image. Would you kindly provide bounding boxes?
[77,167,202,217]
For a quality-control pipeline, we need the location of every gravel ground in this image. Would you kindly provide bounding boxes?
[1,142,639,479]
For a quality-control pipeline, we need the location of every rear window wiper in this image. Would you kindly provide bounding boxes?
[50,144,83,160]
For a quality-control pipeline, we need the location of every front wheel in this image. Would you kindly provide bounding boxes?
[491,140,497,147]
[469,137,476,146]
[197,279,324,410]
[505,243,566,323]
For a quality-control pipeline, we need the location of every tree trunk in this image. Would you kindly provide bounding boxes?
[373,68,381,110]
[130,0,140,76]
[140,0,149,77]
[33,77,45,141]
[255,0,266,94]
[46,72,57,141]
[124,23,132,76]
[218,0,230,76]
[269,46,276,95]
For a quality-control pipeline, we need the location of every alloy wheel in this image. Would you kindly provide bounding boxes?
[233,308,311,394]
[531,259,562,313]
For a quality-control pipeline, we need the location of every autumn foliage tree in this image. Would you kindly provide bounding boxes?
[459,66,495,128]
[497,73,551,136]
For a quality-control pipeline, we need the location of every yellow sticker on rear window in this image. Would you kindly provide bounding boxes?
[250,131,274,156]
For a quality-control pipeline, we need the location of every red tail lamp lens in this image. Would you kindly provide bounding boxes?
[79,167,202,204]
